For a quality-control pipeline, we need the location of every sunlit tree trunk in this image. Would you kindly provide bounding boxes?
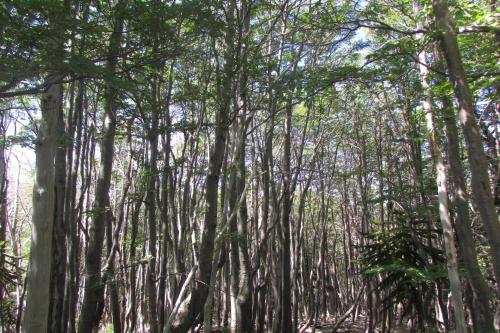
[433,0,500,295]
[416,41,466,333]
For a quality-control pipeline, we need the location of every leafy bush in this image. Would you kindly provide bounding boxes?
[361,210,447,310]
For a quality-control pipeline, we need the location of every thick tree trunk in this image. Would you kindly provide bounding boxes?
[442,94,495,331]
[23,81,61,333]
[433,0,500,294]
[23,1,69,330]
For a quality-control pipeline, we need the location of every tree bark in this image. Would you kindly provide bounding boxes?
[48,81,67,333]
[429,38,498,330]
[433,0,500,295]
[23,81,61,333]
[0,112,7,323]
[158,61,174,332]
[168,2,236,331]
[145,78,160,333]
[230,2,252,330]
[416,39,466,333]
[281,97,293,333]
[78,1,125,331]
[442,94,495,331]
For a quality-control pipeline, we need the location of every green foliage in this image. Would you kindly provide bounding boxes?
[0,242,22,287]
[0,241,23,327]
[100,323,115,333]
[361,210,446,309]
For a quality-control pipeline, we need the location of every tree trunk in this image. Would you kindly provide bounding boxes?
[433,0,500,294]
[0,112,7,324]
[78,1,125,331]
[48,84,67,333]
[168,2,236,331]
[441,89,495,332]
[230,2,252,330]
[416,40,466,333]
[145,79,160,333]
[23,81,61,333]
[281,97,293,333]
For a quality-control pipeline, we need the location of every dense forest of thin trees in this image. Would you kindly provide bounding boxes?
[0,0,499,332]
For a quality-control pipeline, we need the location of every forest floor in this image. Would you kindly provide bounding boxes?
[304,319,365,332]
[299,316,368,333]
[209,316,412,332]
[301,317,410,333]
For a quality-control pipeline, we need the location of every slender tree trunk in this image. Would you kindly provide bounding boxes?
[169,2,236,331]
[66,78,85,333]
[0,111,8,331]
[127,192,144,332]
[64,80,80,333]
[78,1,125,331]
[230,2,252,330]
[416,42,466,333]
[229,125,253,332]
[104,135,133,333]
[145,79,160,333]
[48,82,67,333]
[281,96,293,333]
[158,61,174,332]
[105,194,122,333]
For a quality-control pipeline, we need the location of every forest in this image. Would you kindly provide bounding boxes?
[0,0,499,332]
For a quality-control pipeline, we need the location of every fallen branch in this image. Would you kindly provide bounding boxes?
[330,285,365,333]
[164,264,198,333]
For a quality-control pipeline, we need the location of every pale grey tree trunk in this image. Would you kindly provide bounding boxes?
[431,41,496,331]
[23,81,62,333]
[415,35,466,333]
